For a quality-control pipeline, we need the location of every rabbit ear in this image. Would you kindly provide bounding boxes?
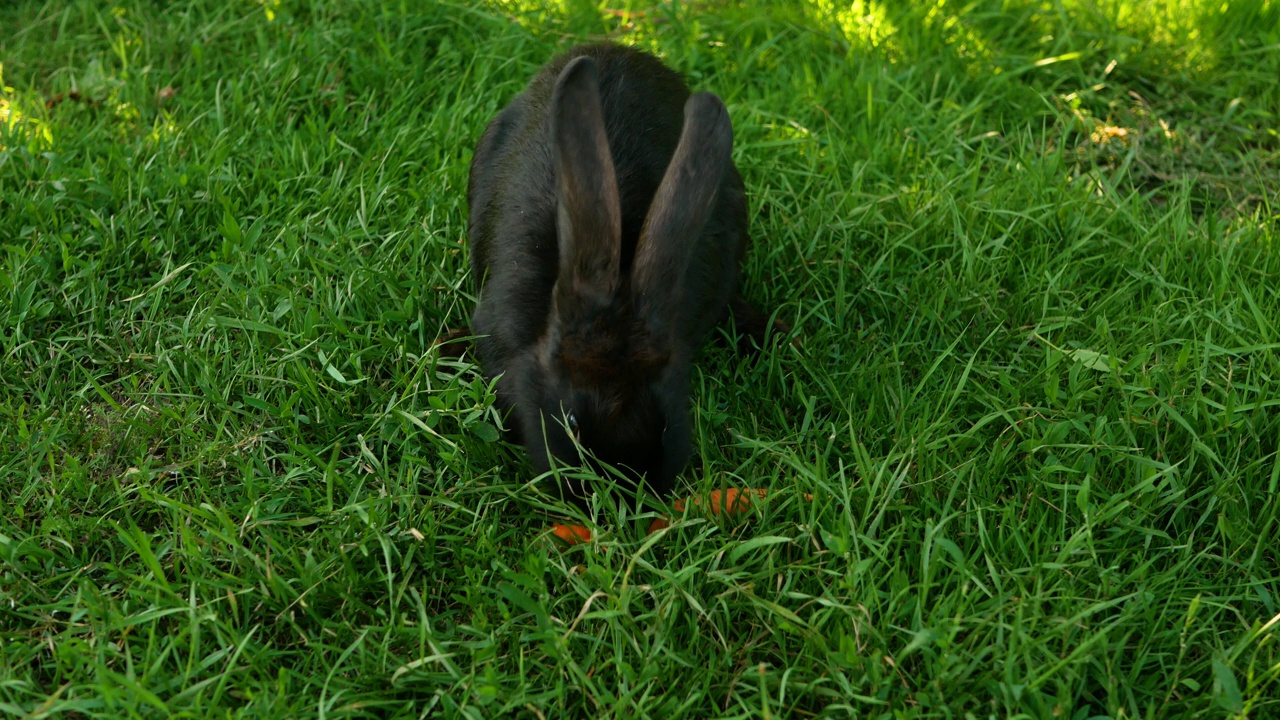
[632,92,733,331]
[551,56,622,308]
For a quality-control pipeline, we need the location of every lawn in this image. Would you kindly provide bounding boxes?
[2,0,1279,717]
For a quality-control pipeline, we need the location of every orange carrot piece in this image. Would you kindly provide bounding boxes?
[675,487,770,515]
[557,489,816,543]
[550,523,592,545]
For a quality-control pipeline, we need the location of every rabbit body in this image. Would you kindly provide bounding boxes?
[466,42,751,504]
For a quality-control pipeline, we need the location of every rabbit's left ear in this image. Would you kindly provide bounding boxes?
[631,91,734,331]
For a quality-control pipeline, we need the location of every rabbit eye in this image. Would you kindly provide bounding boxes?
[567,411,580,439]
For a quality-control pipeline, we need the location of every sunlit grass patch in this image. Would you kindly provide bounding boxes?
[0,71,54,152]
[813,0,899,53]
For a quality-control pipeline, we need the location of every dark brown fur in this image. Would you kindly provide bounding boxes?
[458,42,787,508]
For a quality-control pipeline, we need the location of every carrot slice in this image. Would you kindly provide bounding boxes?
[674,487,770,515]
[556,489,816,542]
[550,523,592,544]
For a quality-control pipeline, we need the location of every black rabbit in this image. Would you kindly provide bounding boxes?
[458,42,782,508]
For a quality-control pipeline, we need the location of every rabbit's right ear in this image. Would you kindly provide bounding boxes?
[631,92,734,334]
[551,56,622,308]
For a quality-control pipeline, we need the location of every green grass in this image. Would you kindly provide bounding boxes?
[2,0,1279,716]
